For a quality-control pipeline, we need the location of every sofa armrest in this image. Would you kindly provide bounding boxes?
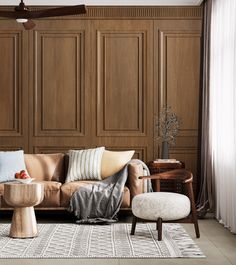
[128,163,147,200]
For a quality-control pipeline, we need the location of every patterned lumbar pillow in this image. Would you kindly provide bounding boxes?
[0,150,27,183]
[101,150,135,179]
[65,147,105,183]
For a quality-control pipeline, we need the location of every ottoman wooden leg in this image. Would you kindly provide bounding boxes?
[131,216,137,235]
[157,217,162,241]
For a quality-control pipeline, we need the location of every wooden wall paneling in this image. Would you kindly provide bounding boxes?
[165,33,201,134]
[0,8,203,180]
[97,30,145,136]
[28,20,92,153]
[33,146,85,154]
[0,32,20,136]
[0,6,203,20]
[154,19,202,182]
[106,146,148,162]
[169,148,198,194]
[92,20,154,162]
[34,31,85,136]
[0,7,203,196]
[0,146,23,151]
[0,24,29,152]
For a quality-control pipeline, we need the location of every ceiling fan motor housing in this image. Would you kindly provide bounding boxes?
[15,1,29,12]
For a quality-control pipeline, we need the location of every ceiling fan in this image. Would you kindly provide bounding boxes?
[0,0,86,30]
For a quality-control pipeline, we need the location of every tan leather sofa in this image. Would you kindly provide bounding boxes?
[0,153,146,210]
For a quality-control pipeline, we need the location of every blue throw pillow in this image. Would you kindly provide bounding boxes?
[0,150,26,183]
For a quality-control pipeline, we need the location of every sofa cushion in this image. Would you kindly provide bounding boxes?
[0,150,27,183]
[35,181,62,208]
[101,150,135,179]
[24,154,65,182]
[60,181,130,208]
[60,180,97,207]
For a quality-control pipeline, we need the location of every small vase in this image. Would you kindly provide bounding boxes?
[162,141,169,159]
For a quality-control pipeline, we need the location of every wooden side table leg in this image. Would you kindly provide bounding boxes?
[10,207,38,238]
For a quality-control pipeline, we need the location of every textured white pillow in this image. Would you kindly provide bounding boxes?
[0,150,27,183]
[101,150,135,179]
[65,147,105,183]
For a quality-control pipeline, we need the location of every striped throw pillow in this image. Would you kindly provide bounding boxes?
[65,147,105,182]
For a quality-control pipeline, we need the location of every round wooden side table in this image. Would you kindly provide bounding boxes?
[4,182,44,238]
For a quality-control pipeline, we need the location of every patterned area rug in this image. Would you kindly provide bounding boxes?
[0,223,205,258]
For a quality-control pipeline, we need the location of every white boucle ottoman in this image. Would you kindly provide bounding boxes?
[131,192,191,240]
[132,192,191,221]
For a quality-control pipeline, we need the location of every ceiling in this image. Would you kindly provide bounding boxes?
[0,0,203,6]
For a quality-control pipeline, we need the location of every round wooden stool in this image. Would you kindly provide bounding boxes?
[4,183,44,238]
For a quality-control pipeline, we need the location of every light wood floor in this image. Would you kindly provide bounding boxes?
[0,215,235,265]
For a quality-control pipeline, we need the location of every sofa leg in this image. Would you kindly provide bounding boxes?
[131,216,137,235]
[157,217,162,241]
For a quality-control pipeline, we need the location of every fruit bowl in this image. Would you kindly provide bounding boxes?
[14,178,34,184]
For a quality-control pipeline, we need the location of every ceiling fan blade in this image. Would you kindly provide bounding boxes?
[0,10,18,19]
[23,19,35,30]
[0,9,33,19]
[28,5,86,19]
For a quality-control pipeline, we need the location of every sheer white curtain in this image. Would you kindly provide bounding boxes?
[210,0,236,233]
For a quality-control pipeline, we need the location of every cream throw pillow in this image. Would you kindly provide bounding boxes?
[101,150,135,179]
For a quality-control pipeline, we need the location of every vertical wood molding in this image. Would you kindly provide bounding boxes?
[0,32,22,136]
[96,30,147,136]
[33,30,85,137]
[154,20,202,175]
[159,30,201,138]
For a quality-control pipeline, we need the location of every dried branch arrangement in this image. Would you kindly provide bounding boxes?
[156,106,180,145]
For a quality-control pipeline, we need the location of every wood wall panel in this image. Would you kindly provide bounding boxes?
[28,21,91,153]
[97,31,146,136]
[169,148,198,194]
[92,20,153,162]
[170,149,198,174]
[155,20,202,184]
[33,146,85,154]
[0,27,29,152]
[158,30,201,134]
[34,31,85,136]
[0,146,22,151]
[0,33,21,136]
[0,7,202,190]
[165,33,201,133]
[107,147,147,162]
